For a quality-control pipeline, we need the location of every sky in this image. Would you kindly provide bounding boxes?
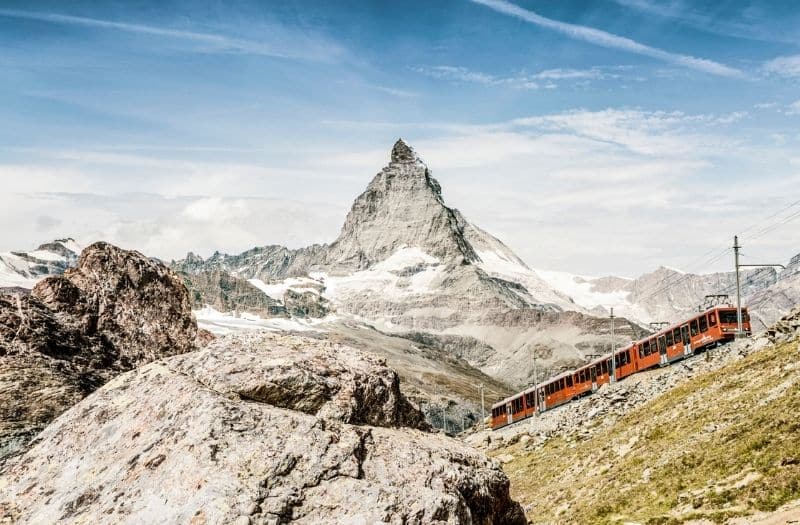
[1,0,800,276]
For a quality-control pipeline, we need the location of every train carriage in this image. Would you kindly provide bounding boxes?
[490,305,751,430]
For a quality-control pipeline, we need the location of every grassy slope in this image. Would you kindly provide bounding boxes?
[497,338,800,524]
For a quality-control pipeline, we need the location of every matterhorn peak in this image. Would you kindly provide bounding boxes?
[324,140,479,272]
[390,138,419,164]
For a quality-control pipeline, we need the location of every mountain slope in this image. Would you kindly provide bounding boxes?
[538,256,800,329]
[0,239,80,289]
[494,307,800,524]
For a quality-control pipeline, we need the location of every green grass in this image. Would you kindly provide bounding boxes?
[495,339,800,524]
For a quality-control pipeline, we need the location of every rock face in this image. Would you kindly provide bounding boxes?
[325,139,479,272]
[0,242,197,462]
[0,333,526,525]
[178,269,288,318]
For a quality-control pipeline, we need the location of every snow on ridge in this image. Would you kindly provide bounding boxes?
[55,238,82,255]
[194,305,337,335]
[248,277,322,301]
[473,250,579,312]
[314,246,444,303]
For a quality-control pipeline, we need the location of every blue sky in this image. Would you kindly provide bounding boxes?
[1,0,800,275]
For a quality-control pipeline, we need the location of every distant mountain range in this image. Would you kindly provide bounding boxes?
[0,239,81,291]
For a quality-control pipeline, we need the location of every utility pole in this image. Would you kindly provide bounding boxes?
[733,235,785,339]
[734,235,743,338]
[530,344,539,415]
[479,383,485,430]
[610,307,616,382]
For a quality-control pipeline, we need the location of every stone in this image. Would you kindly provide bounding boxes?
[0,242,197,462]
[0,332,525,525]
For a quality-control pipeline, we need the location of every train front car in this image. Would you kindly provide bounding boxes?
[715,307,752,339]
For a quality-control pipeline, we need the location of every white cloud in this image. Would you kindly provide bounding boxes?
[414,66,540,89]
[413,65,619,89]
[786,100,800,115]
[373,86,419,98]
[470,0,744,78]
[0,8,344,61]
[763,55,800,78]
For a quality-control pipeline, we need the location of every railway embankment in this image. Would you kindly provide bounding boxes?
[476,305,800,524]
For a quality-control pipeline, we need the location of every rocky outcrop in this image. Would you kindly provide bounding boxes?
[0,242,197,462]
[0,332,526,525]
[282,288,329,318]
[179,269,288,318]
[760,304,800,344]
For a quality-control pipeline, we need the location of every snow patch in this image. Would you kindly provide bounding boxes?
[194,306,337,335]
[248,277,321,301]
[313,246,445,304]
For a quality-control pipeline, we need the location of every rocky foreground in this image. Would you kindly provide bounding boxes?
[0,332,525,525]
[0,242,197,462]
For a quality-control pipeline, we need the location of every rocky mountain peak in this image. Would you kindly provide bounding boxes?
[325,140,477,271]
[390,137,418,164]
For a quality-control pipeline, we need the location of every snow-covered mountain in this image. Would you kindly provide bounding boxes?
[536,256,800,330]
[0,239,81,290]
[174,140,646,387]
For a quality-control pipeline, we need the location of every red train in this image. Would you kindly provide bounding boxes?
[490,306,751,430]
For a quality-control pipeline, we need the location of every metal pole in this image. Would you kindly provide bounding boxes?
[734,235,743,338]
[479,383,485,430]
[531,345,538,414]
[612,310,617,378]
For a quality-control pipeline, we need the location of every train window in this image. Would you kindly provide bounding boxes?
[658,337,666,354]
[709,313,717,326]
[719,310,737,323]
[690,319,699,336]
[514,397,523,413]
[699,315,708,332]
[666,331,674,346]
[525,392,534,407]
[673,328,681,344]
[566,376,573,387]
[638,344,644,358]
[642,340,650,355]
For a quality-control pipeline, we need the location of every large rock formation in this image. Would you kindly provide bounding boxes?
[0,242,197,462]
[0,332,526,525]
